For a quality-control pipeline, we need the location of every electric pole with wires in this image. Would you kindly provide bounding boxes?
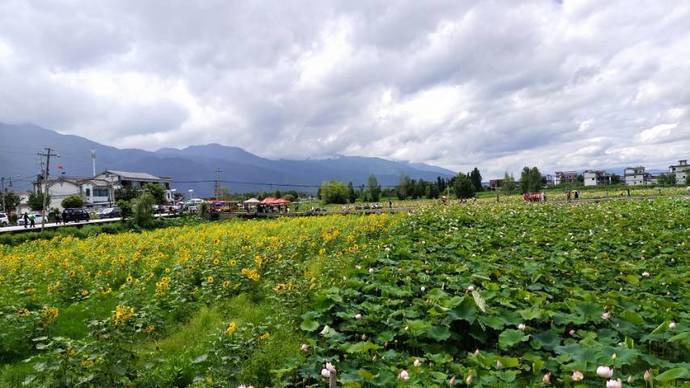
[37,147,59,231]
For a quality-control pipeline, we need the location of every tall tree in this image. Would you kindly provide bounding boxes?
[398,175,412,200]
[529,167,543,192]
[319,180,349,204]
[347,182,357,203]
[367,175,381,202]
[0,191,20,213]
[470,167,483,192]
[453,173,475,199]
[501,172,515,194]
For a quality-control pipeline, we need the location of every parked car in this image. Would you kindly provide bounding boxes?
[0,212,9,227]
[98,207,121,219]
[62,208,91,223]
[17,212,44,226]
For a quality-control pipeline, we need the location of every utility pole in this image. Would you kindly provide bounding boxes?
[214,168,222,199]
[0,177,5,212]
[37,147,59,232]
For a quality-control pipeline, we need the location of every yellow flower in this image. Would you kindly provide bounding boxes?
[240,268,260,282]
[143,325,156,334]
[259,332,270,340]
[222,280,232,289]
[80,359,95,368]
[17,308,30,317]
[207,276,214,284]
[41,306,59,323]
[80,289,89,297]
[226,321,237,335]
[228,259,237,267]
[113,305,135,325]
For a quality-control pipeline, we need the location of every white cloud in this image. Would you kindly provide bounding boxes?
[1,0,690,178]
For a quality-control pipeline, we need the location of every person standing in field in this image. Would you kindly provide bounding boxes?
[29,213,35,228]
[23,212,28,228]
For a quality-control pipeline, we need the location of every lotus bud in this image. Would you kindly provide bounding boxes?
[420,286,426,292]
[413,358,422,367]
[596,366,613,378]
[473,348,480,356]
[518,323,526,330]
[368,268,374,273]
[611,353,616,360]
[606,378,622,388]
[642,271,650,277]
[465,374,473,385]
[569,329,576,336]
[467,285,475,292]
[355,313,362,320]
[571,370,584,381]
[542,372,551,385]
[449,376,457,385]
[495,360,503,369]
[669,321,676,330]
[321,368,331,378]
[300,343,309,353]
[601,312,610,320]
[398,370,409,380]
[361,334,367,340]
[644,370,651,381]
[325,362,336,373]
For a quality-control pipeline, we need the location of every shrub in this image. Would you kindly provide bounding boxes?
[132,193,155,228]
[61,195,84,209]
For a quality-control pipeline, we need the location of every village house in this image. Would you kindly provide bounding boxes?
[94,170,174,202]
[583,170,608,187]
[489,179,504,191]
[34,176,115,210]
[623,166,654,186]
[554,171,577,186]
[669,160,689,184]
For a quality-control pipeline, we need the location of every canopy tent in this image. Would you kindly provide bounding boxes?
[243,198,260,204]
[261,197,291,205]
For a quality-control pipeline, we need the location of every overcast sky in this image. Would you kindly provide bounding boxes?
[1,1,689,178]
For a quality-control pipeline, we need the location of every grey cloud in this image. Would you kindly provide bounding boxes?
[1,0,690,179]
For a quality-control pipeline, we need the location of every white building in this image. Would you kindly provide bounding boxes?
[94,170,174,203]
[583,170,607,186]
[623,166,652,186]
[554,171,577,186]
[34,176,114,210]
[669,160,689,184]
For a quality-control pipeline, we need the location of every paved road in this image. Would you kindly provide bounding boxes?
[0,217,124,233]
[0,214,175,234]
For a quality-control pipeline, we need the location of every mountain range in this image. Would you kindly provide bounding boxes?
[0,122,455,196]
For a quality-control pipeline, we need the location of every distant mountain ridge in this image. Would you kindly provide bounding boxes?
[0,122,455,196]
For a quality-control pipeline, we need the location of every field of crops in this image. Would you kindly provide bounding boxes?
[1,198,689,386]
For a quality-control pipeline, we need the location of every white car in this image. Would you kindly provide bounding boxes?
[17,213,44,226]
[0,212,9,227]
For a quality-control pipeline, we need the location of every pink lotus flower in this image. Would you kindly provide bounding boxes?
[606,378,622,388]
[398,370,409,380]
[542,372,551,385]
[300,343,309,353]
[571,370,584,381]
[321,368,331,378]
[597,366,613,378]
[601,311,610,320]
[413,358,422,367]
